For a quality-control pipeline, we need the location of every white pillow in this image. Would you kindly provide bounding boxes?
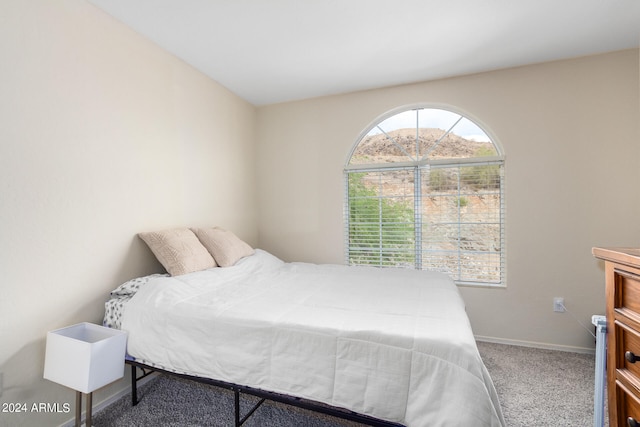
[138,228,217,276]
[192,227,255,267]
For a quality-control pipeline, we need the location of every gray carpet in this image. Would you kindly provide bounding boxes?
[92,375,362,427]
[93,341,601,426]
[477,341,602,427]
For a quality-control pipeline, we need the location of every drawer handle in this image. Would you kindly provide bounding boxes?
[626,351,640,364]
[629,417,640,427]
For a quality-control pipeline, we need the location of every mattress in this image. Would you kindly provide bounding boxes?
[111,250,505,427]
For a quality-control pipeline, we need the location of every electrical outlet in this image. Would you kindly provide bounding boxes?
[553,297,565,313]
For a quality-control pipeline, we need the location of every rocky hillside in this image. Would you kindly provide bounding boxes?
[350,128,495,164]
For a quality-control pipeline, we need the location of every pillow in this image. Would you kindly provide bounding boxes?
[138,228,217,276]
[192,227,255,267]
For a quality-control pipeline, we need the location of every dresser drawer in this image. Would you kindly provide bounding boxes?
[614,268,640,322]
[616,321,640,381]
[616,380,640,427]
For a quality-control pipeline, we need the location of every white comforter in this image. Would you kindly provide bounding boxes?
[121,250,504,427]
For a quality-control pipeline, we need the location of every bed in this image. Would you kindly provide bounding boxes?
[104,228,505,427]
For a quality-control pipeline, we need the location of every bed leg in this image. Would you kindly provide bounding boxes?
[232,388,266,426]
[131,365,139,406]
[234,389,240,427]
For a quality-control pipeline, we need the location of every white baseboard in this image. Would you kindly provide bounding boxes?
[58,372,158,427]
[475,335,596,355]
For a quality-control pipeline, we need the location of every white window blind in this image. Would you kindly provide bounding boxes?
[346,168,416,268]
[419,163,503,284]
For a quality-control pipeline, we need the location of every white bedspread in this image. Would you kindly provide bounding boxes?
[121,250,505,426]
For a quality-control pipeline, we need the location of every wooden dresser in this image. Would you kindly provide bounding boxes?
[593,247,640,427]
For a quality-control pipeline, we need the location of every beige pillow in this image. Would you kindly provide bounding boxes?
[139,228,217,276]
[192,227,254,267]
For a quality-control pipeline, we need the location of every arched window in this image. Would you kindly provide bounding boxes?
[344,106,505,287]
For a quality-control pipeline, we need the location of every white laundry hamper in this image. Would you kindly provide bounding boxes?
[592,315,607,427]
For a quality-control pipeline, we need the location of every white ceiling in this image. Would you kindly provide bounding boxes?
[89,0,640,106]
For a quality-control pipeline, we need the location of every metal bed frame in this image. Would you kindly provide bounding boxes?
[126,358,405,427]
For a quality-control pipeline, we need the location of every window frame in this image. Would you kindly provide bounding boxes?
[344,105,506,288]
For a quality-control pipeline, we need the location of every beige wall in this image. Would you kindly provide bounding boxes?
[0,1,256,425]
[256,49,640,352]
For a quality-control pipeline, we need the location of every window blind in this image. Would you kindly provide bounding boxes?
[420,163,503,285]
[345,161,504,285]
[346,168,415,268]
